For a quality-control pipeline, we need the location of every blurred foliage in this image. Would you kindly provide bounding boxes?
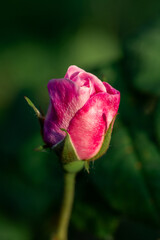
[124,22,160,96]
[1,0,160,239]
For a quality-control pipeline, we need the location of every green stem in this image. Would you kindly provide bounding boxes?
[52,172,76,240]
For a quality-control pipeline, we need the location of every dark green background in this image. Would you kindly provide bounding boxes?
[1,0,160,239]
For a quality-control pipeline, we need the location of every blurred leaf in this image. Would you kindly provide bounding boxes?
[72,201,119,239]
[0,215,31,240]
[57,27,122,71]
[125,22,160,96]
[0,42,53,108]
[0,132,63,223]
[133,131,160,214]
[155,99,160,145]
[0,90,39,160]
[19,133,50,186]
[0,171,51,222]
[115,219,160,240]
[89,121,159,225]
[19,132,63,199]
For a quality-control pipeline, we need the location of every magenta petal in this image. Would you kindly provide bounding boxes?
[43,78,91,146]
[103,82,120,95]
[68,91,120,160]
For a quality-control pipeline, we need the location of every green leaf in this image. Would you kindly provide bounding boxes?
[90,116,116,161]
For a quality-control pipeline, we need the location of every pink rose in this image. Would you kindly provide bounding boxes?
[43,65,120,160]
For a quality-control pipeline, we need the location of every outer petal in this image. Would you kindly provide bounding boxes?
[43,78,90,146]
[103,82,120,124]
[68,91,120,160]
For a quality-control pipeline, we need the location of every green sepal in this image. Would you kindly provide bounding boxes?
[52,129,85,173]
[52,129,80,164]
[84,161,90,173]
[24,96,44,131]
[63,161,85,173]
[89,115,116,161]
[34,145,50,152]
[24,96,41,118]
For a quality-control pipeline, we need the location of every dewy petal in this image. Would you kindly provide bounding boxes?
[68,91,120,160]
[43,78,90,146]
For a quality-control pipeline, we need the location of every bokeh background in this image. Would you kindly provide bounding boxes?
[1,0,160,239]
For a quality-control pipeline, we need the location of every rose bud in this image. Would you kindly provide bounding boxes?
[43,65,120,165]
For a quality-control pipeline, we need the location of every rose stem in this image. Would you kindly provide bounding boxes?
[52,172,76,240]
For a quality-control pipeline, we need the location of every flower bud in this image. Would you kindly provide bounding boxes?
[43,66,120,163]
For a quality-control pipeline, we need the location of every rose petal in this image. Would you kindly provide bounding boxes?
[68,91,120,160]
[72,72,106,95]
[103,82,120,95]
[64,65,85,80]
[43,78,90,146]
[65,65,106,95]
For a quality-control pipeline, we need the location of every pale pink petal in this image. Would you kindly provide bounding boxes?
[43,78,90,146]
[64,65,85,80]
[68,91,120,160]
[72,72,106,96]
[65,65,106,95]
